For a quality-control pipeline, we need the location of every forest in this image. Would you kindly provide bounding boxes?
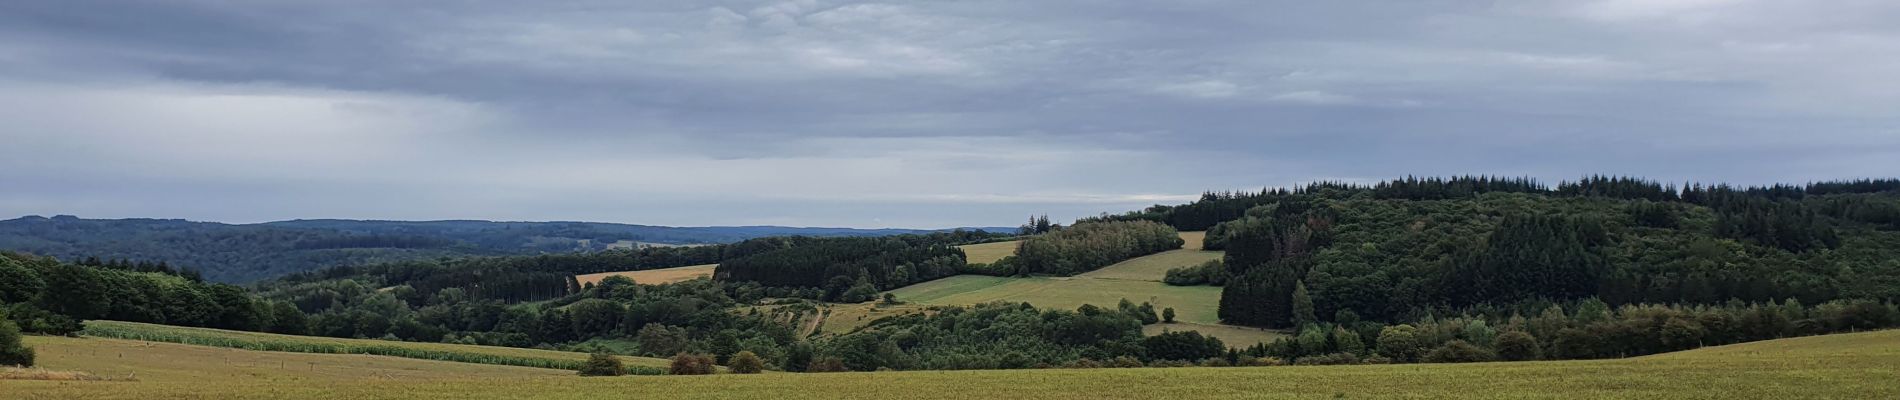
[1172,177,1900,329]
[3,175,1898,374]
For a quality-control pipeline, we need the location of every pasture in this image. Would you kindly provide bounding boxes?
[575,264,717,286]
[10,329,1897,399]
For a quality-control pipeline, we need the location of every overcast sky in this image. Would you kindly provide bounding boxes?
[3,0,1897,228]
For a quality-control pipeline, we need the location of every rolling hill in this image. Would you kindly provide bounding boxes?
[0,215,1009,283]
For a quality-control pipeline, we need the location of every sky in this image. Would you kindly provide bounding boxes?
[2,0,1898,228]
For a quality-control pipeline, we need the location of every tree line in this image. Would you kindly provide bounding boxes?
[1002,221,1183,276]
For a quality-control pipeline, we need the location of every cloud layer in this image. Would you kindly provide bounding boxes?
[3,0,1897,228]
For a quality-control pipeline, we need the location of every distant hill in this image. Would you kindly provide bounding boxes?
[0,215,1011,283]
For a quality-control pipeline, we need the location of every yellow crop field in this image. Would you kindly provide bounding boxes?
[575,264,717,286]
[11,329,1898,399]
[956,240,1019,264]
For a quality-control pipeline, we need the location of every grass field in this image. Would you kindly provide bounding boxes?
[1178,231,1206,250]
[12,329,1898,399]
[886,231,1259,344]
[1078,249,1223,282]
[575,264,717,286]
[80,321,672,371]
[956,240,1019,264]
[888,275,1223,324]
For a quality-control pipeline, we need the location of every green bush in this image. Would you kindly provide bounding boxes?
[0,313,35,367]
[577,352,625,376]
[1495,331,1542,361]
[1422,340,1496,363]
[729,350,765,374]
[669,353,716,375]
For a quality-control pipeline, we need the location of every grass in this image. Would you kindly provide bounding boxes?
[887,275,1223,324]
[12,329,1899,399]
[1178,231,1206,250]
[813,303,935,335]
[1078,249,1223,282]
[575,263,717,286]
[956,240,1019,264]
[80,321,671,372]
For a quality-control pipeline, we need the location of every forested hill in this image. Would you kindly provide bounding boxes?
[1086,176,1900,328]
[0,216,1010,283]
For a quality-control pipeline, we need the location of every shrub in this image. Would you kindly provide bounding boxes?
[1106,356,1145,368]
[1422,340,1496,363]
[1149,359,1196,367]
[1495,331,1542,361]
[1376,324,1421,361]
[1163,307,1177,323]
[807,356,848,372]
[1163,260,1226,286]
[1143,330,1225,362]
[1292,352,1360,366]
[577,352,625,376]
[729,350,765,374]
[959,257,1018,276]
[669,353,717,375]
[0,314,34,367]
[1236,356,1284,366]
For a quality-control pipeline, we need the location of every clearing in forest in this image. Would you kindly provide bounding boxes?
[575,264,717,286]
[956,240,1019,264]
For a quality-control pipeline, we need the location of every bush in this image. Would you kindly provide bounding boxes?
[1422,340,1496,363]
[0,313,35,367]
[1292,352,1360,366]
[1149,359,1196,367]
[729,350,765,374]
[1376,324,1421,361]
[1163,259,1226,286]
[807,356,848,372]
[959,257,1018,276]
[668,353,717,375]
[1495,331,1542,361]
[1142,330,1225,361]
[1106,356,1145,368]
[577,352,625,376]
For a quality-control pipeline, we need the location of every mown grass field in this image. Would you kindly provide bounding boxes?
[1077,249,1223,282]
[80,321,671,370]
[574,263,717,286]
[956,240,1020,264]
[886,231,1270,345]
[12,329,1898,399]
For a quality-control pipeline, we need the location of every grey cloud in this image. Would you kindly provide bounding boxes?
[2,0,1898,227]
